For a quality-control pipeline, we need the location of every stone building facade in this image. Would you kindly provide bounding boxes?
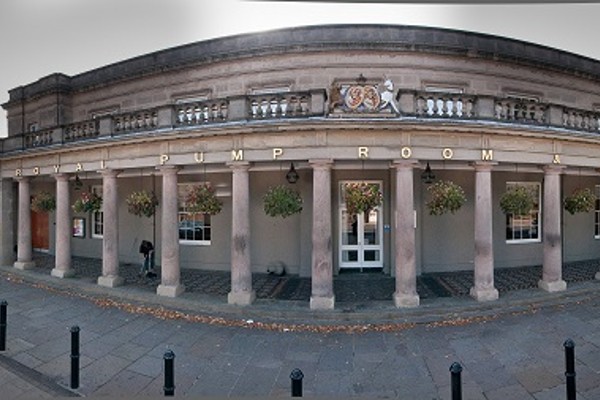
[2,25,600,309]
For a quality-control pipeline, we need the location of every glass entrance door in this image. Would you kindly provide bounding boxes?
[339,182,383,269]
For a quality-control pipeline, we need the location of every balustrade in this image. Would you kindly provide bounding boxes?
[114,111,158,133]
[176,102,228,125]
[494,99,546,124]
[562,108,600,132]
[24,129,53,148]
[249,94,310,119]
[64,121,99,142]
[6,89,600,155]
[415,93,475,118]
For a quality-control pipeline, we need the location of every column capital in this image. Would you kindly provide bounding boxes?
[99,168,122,178]
[391,160,419,170]
[54,173,70,181]
[156,165,181,175]
[308,159,333,169]
[227,161,251,171]
[13,176,31,183]
[471,161,498,172]
[543,164,566,175]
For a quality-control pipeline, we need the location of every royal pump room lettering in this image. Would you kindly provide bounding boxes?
[14,147,561,176]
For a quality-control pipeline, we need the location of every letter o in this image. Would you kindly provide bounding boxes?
[401,147,412,159]
[442,148,453,160]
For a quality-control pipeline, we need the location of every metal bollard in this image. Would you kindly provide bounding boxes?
[163,350,175,397]
[449,362,463,400]
[0,301,7,352]
[70,326,80,389]
[290,368,304,397]
[564,339,576,400]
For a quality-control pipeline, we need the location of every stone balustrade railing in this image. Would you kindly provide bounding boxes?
[415,93,476,118]
[494,99,547,124]
[64,121,100,142]
[248,93,311,119]
[562,107,600,132]
[114,110,159,133]
[176,101,229,125]
[24,129,54,148]
[3,89,600,153]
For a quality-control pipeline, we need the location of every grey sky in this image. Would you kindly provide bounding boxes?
[1,0,599,137]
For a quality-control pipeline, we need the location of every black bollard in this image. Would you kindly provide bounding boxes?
[0,301,7,352]
[70,326,80,389]
[164,350,175,397]
[564,339,576,400]
[449,362,463,400]
[290,368,304,397]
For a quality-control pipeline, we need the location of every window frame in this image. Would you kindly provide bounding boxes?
[505,181,542,244]
[178,183,212,246]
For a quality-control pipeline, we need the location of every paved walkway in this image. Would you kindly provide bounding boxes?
[1,257,600,398]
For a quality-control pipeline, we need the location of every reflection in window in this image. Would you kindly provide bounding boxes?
[505,182,541,243]
[178,184,212,244]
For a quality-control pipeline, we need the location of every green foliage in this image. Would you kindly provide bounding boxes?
[126,190,159,217]
[564,187,597,215]
[344,182,383,216]
[72,191,102,213]
[185,183,222,215]
[30,191,56,213]
[263,185,303,218]
[426,180,466,216]
[500,185,535,216]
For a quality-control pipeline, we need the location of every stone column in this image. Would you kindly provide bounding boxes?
[97,169,123,287]
[228,162,255,305]
[14,177,35,270]
[309,159,334,310]
[51,173,74,278]
[392,161,419,308]
[157,166,184,297]
[539,165,567,292]
[470,162,499,301]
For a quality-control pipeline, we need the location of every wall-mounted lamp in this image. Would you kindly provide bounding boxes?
[286,162,299,184]
[421,162,435,184]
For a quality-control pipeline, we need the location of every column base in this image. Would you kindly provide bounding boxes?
[470,286,499,302]
[538,279,567,292]
[310,295,335,310]
[393,292,420,308]
[14,261,35,270]
[51,268,75,278]
[228,290,256,306]
[157,283,185,298]
[97,275,124,288]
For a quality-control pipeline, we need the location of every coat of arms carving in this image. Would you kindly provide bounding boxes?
[329,75,400,116]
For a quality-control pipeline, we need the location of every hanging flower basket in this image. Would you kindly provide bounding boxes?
[263,185,303,218]
[500,185,535,216]
[126,190,159,217]
[426,180,467,216]
[72,191,102,213]
[185,183,222,215]
[564,187,597,215]
[30,191,56,213]
[344,182,383,216]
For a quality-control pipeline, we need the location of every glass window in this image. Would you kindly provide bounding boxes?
[505,182,541,243]
[178,184,212,245]
[91,185,103,239]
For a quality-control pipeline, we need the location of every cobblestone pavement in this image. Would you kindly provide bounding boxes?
[1,257,600,398]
